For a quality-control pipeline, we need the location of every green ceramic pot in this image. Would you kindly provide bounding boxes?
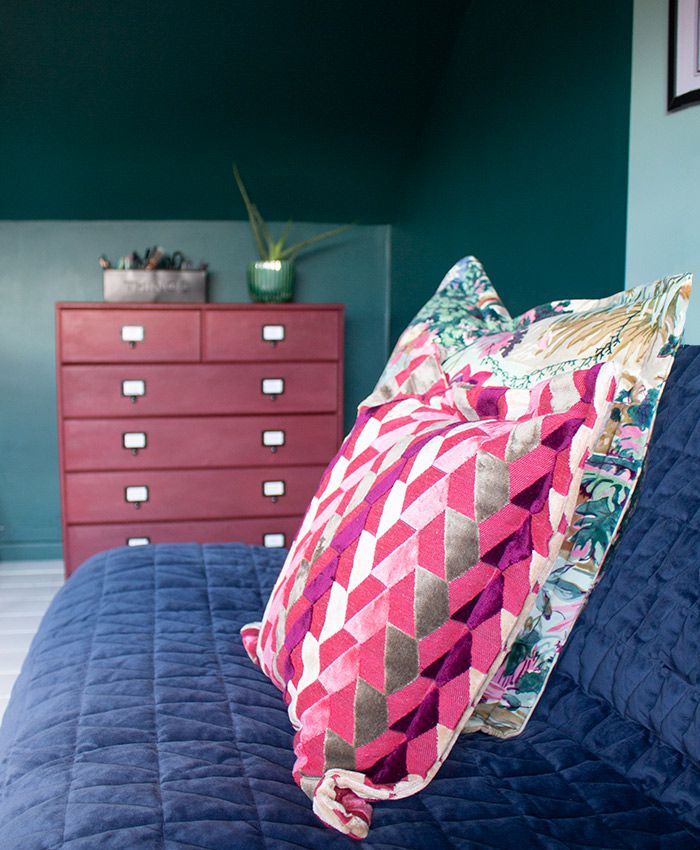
[247,260,295,303]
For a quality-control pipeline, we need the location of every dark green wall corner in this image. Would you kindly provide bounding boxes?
[390,0,634,344]
[0,0,466,223]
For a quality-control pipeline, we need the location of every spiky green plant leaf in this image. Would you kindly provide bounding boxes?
[233,164,353,261]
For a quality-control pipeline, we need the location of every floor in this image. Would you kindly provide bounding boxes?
[0,560,64,723]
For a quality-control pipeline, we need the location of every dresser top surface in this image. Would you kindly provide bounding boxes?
[56,302,344,311]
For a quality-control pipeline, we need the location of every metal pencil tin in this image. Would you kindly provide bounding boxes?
[103,270,207,303]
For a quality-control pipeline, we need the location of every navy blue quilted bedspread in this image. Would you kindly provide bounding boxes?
[1,347,699,850]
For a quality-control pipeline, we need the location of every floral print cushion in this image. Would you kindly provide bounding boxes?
[368,257,691,738]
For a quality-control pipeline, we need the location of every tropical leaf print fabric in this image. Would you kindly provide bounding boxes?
[370,256,691,738]
[242,358,616,838]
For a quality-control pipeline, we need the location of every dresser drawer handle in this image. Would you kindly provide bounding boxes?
[262,429,285,453]
[123,431,147,455]
[263,532,286,548]
[127,536,150,547]
[122,379,146,403]
[262,324,285,346]
[263,480,286,503]
[125,485,149,508]
[121,325,145,348]
[261,378,284,400]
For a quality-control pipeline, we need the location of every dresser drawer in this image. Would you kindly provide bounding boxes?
[64,465,324,523]
[204,308,340,361]
[60,362,339,417]
[65,516,301,576]
[59,309,200,363]
[62,414,340,470]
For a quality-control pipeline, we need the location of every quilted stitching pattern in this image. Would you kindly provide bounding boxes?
[548,345,700,834]
[0,349,698,849]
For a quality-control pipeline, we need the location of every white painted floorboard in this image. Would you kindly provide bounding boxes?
[0,560,64,723]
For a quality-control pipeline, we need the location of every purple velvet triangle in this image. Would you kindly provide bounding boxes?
[465,573,504,629]
[304,554,340,604]
[481,515,533,571]
[511,470,553,515]
[331,503,372,551]
[541,417,584,452]
[365,462,406,505]
[368,740,408,784]
[452,594,479,625]
[389,687,439,739]
[434,631,472,687]
[475,386,507,418]
[421,649,450,680]
[283,606,313,683]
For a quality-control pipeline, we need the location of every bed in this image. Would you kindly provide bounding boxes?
[0,345,698,850]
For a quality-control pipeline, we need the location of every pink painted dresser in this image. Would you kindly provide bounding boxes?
[56,303,344,576]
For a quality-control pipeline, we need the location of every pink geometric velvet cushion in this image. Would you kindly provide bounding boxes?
[242,361,616,838]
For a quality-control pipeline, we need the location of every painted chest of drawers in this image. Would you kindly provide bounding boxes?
[56,303,344,576]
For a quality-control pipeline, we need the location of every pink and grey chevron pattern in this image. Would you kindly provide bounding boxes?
[242,361,616,838]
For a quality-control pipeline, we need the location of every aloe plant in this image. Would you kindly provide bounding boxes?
[233,165,352,262]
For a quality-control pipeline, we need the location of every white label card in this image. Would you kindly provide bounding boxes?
[262,378,284,396]
[263,480,285,498]
[262,324,285,342]
[125,485,149,503]
[122,379,146,397]
[127,537,150,546]
[263,430,285,447]
[263,533,286,548]
[121,325,145,343]
[123,432,147,449]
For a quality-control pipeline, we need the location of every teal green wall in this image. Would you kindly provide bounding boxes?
[626,0,700,342]
[1,0,465,223]
[0,222,389,560]
[391,0,634,342]
[1,0,467,560]
[1,1,640,561]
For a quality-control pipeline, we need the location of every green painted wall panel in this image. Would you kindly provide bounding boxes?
[0,0,466,223]
[391,0,634,342]
[0,221,389,560]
